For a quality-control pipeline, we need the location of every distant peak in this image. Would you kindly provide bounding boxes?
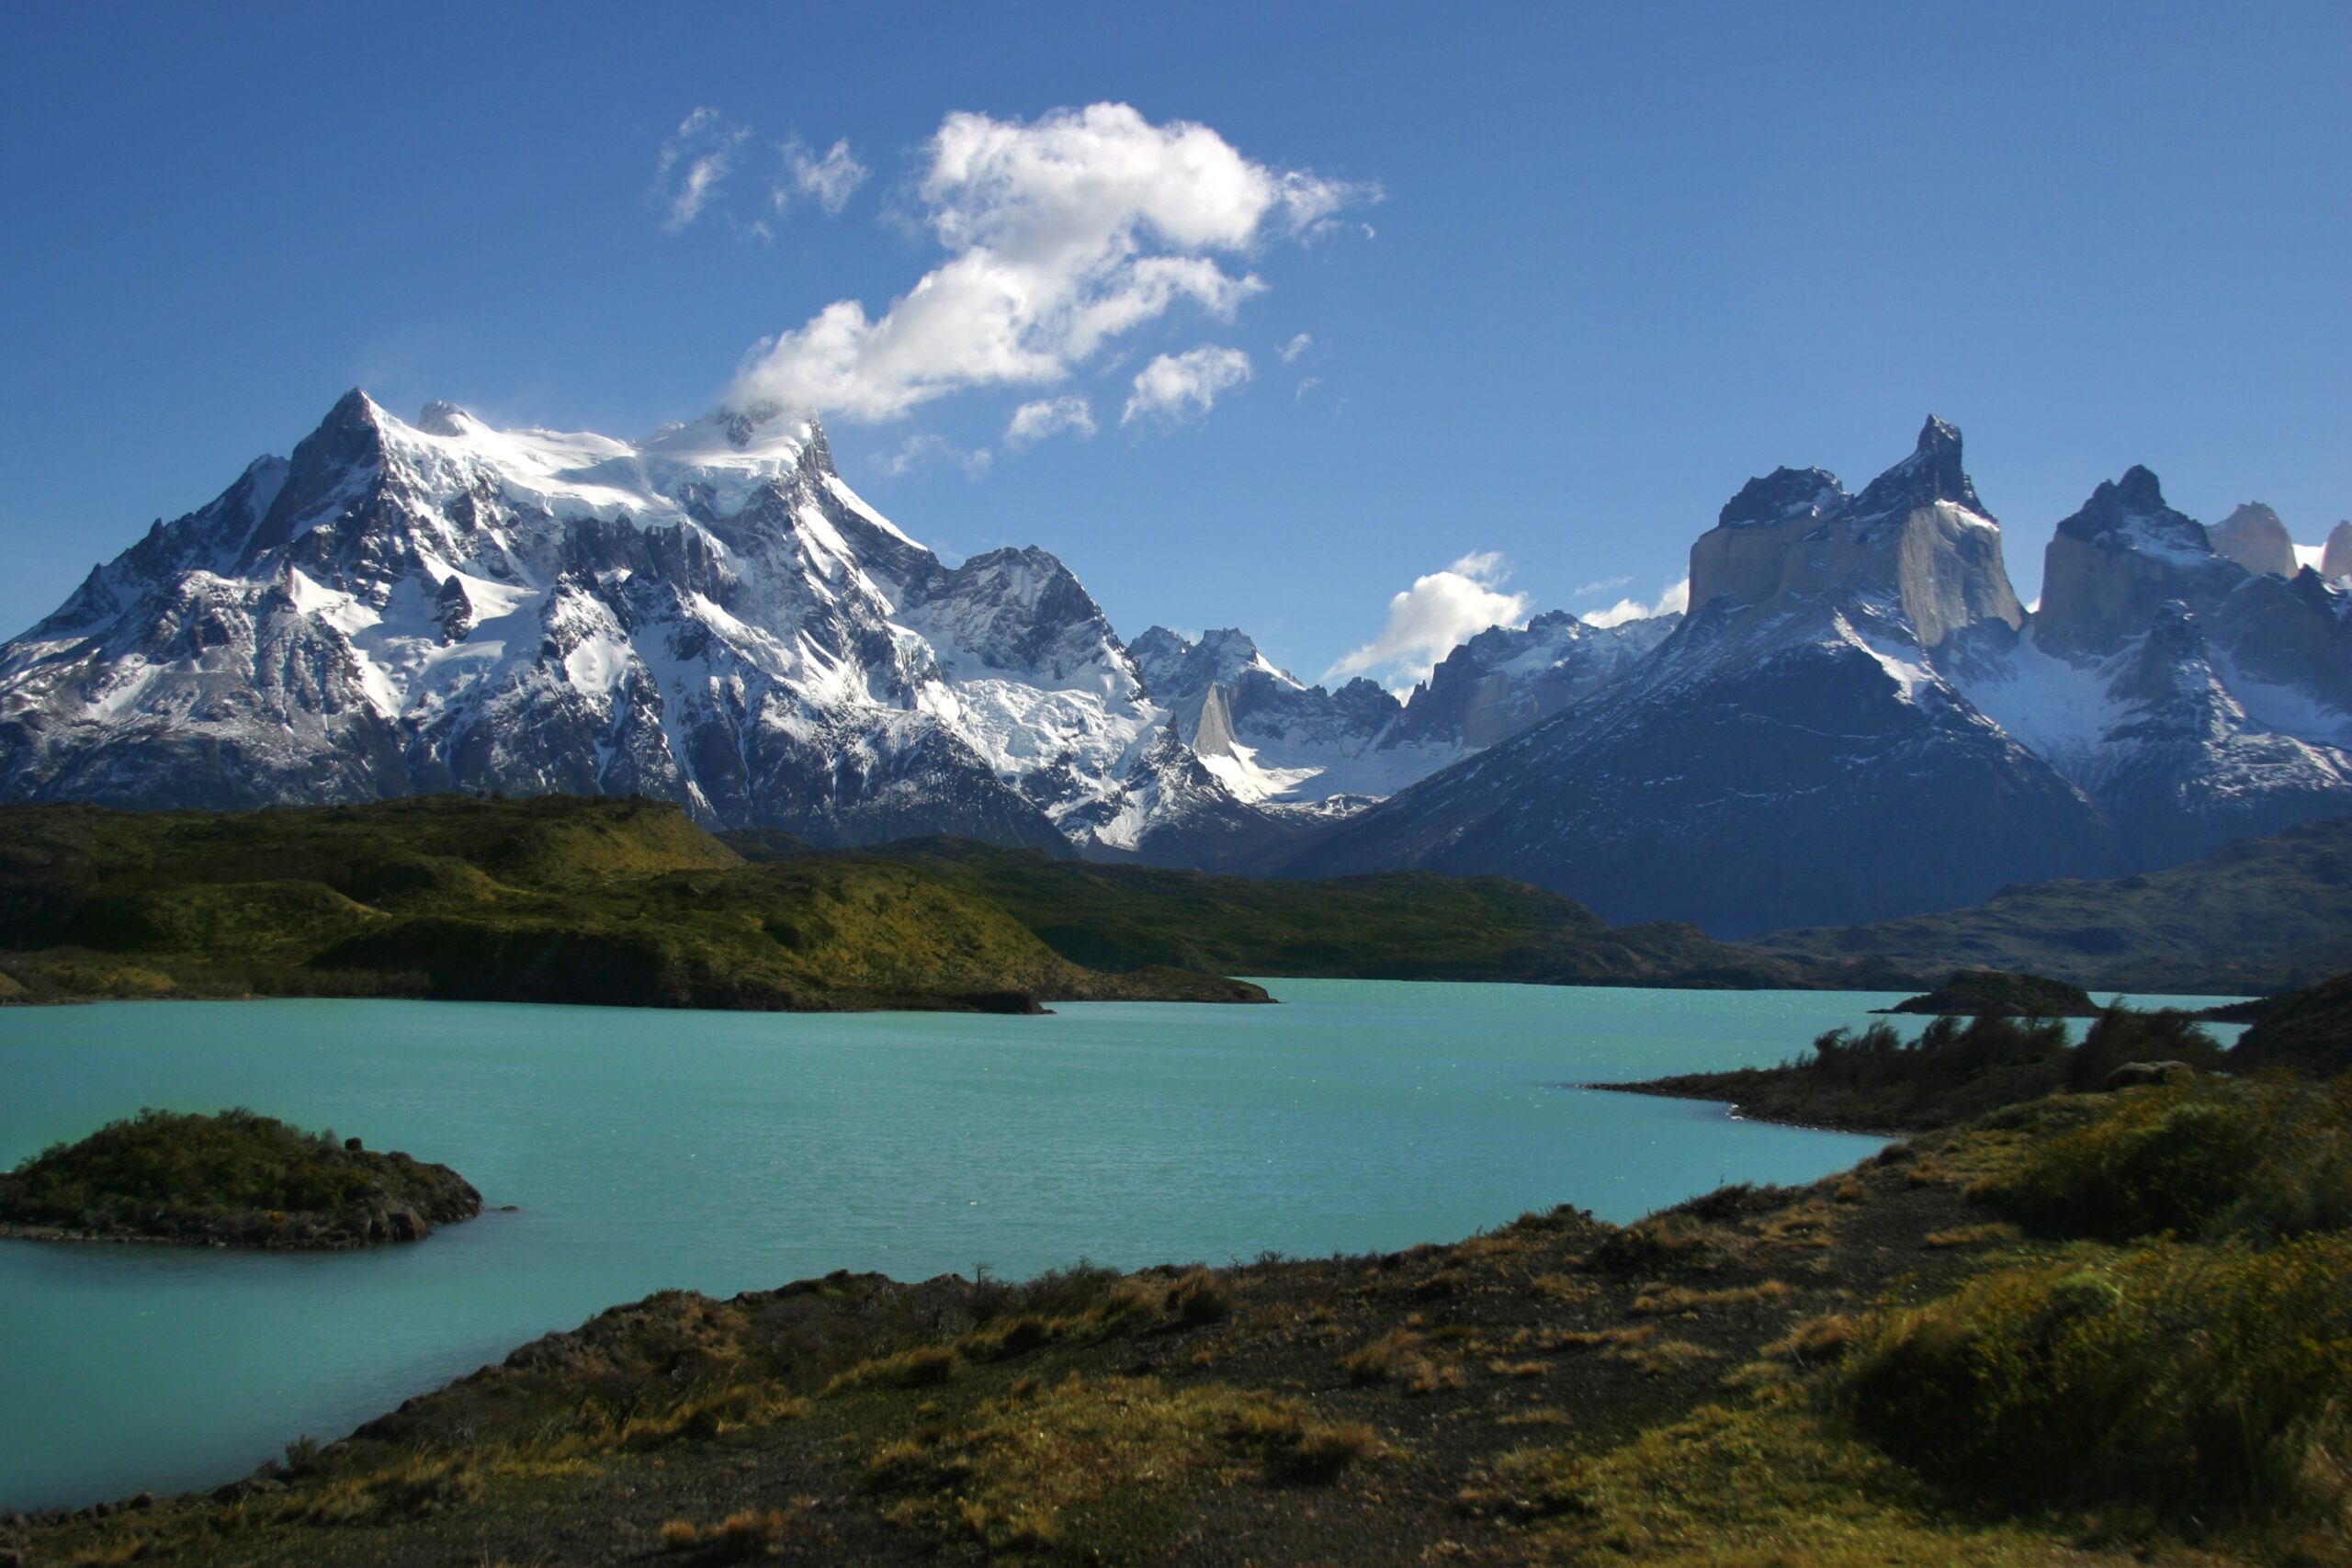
[2110,465,2167,513]
[1851,414,1987,521]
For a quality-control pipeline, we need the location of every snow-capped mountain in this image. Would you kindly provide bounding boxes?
[2,389,1625,858]
[1124,610,1679,814]
[1953,465,2352,868]
[1281,418,2352,935]
[0,389,1178,849]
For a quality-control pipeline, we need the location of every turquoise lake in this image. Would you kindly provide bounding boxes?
[0,982,2229,1510]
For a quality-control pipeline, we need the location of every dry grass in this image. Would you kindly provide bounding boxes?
[1925,1223,2023,1249]
[1630,1279,1795,1315]
[1542,1325,1720,1376]
[820,1346,957,1397]
[1761,1313,1860,1366]
[858,1374,1381,1554]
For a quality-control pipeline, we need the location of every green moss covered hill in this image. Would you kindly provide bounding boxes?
[0,795,1263,1011]
[0,1108,479,1248]
[729,833,1911,990]
[17,1069,2352,1563]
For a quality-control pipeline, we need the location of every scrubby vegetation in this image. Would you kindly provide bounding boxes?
[1847,1236,2352,1531]
[0,1108,479,1247]
[0,795,1266,1011]
[1975,1075,2352,1241]
[1601,1003,2228,1131]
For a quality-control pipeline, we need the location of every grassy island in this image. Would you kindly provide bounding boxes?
[9,1073,2352,1565]
[1592,1004,2230,1133]
[0,1109,481,1249]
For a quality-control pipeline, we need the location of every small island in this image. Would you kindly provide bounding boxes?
[1875,967,2099,1017]
[0,1109,482,1249]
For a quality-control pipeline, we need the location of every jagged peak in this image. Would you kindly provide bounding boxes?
[2054,465,2207,555]
[1850,414,1988,522]
[1718,466,1845,529]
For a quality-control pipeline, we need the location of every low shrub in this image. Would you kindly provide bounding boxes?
[1974,1076,2352,1242]
[1166,1268,1233,1325]
[1842,1236,2352,1529]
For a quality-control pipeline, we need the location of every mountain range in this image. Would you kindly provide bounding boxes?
[5,392,2347,935]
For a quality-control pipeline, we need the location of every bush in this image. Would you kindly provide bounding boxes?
[1842,1237,2352,1528]
[1976,1076,2352,1242]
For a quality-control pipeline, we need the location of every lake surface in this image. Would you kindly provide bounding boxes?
[0,981,2229,1510]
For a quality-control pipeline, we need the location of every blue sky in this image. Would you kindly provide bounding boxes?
[3,1,2345,686]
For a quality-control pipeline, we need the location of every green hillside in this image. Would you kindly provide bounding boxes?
[0,796,1264,1011]
[729,833,1913,989]
[1754,816,2352,993]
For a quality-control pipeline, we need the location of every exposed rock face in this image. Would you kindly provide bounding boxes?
[1687,417,2023,650]
[2207,502,2299,579]
[2031,468,2236,662]
[2324,522,2352,582]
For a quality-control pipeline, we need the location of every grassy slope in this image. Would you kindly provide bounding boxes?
[11,1086,2333,1566]
[0,796,1265,1011]
[739,833,1914,990]
[0,1108,480,1248]
[1755,815,2352,993]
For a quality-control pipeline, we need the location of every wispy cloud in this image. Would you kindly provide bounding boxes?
[778,137,868,216]
[1324,552,1532,690]
[652,107,751,231]
[729,103,1372,423]
[1005,395,1097,445]
[1122,345,1251,426]
[1573,575,1633,597]
[1277,332,1314,364]
[877,432,993,479]
[1584,577,1690,627]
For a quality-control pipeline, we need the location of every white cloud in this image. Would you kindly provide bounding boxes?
[1572,575,1633,597]
[653,107,751,231]
[1584,576,1690,628]
[878,433,993,479]
[1121,345,1251,425]
[1277,332,1313,363]
[729,102,1367,422]
[1006,395,1097,445]
[1324,552,1533,690]
[1295,375,1323,400]
[779,137,868,215]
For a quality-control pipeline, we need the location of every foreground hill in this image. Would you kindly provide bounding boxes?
[12,1077,2344,1565]
[0,795,1262,1011]
[1754,815,2352,993]
[729,833,1920,990]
